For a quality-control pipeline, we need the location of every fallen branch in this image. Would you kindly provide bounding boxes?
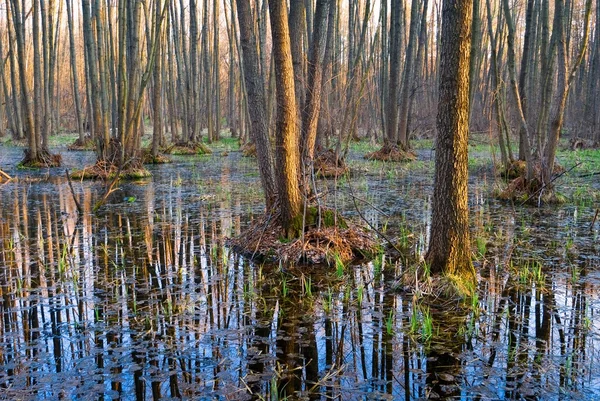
[0,169,12,181]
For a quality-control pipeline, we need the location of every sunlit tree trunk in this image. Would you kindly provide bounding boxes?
[426,0,475,284]
[10,0,37,159]
[289,0,306,114]
[269,0,302,236]
[211,0,221,142]
[5,4,24,141]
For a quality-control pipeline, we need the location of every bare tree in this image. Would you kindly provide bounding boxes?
[426,0,475,284]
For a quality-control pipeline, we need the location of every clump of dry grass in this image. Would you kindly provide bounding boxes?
[227,208,379,265]
[364,144,416,162]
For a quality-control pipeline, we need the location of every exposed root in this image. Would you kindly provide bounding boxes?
[227,208,379,265]
[164,141,212,155]
[20,149,62,168]
[240,142,257,157]
[314,149,349,178]
[364,144,416,162]
[67,136,96,151]
[70,160,151,180]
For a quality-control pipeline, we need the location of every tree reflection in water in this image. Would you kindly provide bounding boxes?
[1,165,600,400]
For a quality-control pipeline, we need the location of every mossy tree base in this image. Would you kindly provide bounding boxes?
[67,136,96,151]
[20,149,62,168]
[364,144,416,162]
[228,206,379,265]
[70,160,151,180]
[164,141,212,155]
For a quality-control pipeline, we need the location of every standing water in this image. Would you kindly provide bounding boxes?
[1,147,600,400]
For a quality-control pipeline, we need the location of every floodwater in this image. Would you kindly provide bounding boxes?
[1,146,600,400]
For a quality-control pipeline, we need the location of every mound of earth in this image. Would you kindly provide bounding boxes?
[228,208,379,265]
[364,144,416,162]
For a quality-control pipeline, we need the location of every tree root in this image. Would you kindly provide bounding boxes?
[20,149,62,168]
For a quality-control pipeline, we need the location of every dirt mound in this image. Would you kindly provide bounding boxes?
[227,208,379,265]
[141,148,172,164]
[70,160,151,180]
[364,144,416,162]
[67,136,96,151]
[240,142,257,157]
[314,149,349,178]
[164,142,212,155]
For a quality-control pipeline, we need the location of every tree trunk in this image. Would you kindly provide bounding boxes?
[502,0,533,180]
[543,0,593,185]
[152,0,164,158]
[397,0,420,149]
[301,0,330,162]
[426,0,475,284]
[289,0,306,114]
[235,0,276,210]
[269,0,303,236]
[385,0,402,146]
[66,0,85,143]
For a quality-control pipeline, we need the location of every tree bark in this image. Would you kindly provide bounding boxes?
[301,0,330,162]
[235,0,276,210]
[426,0,475,283]
[269,0,303,236]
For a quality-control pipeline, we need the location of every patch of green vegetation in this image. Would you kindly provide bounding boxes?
[49,133,80,147]
[289,207,348,237]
